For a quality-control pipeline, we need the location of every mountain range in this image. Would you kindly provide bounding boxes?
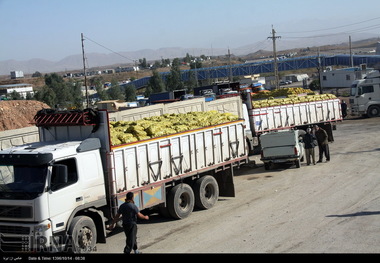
[1,33,378,76]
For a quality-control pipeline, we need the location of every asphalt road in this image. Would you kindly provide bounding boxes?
[96,116,380,254]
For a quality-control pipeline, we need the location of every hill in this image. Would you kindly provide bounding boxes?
[0,100,50,131]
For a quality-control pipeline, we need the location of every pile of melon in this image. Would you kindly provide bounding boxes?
[110,111,239,145]
[251,87,337,108]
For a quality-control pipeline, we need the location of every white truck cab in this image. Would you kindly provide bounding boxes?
[350,69,380,117]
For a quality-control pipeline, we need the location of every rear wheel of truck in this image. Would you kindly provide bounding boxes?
[167,183,194,219]
[68,216,97,253]
[295,159,301,168]
[193,175,219,210]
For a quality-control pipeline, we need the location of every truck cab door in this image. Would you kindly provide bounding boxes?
[48,158,83,234]
[357,85,374,112]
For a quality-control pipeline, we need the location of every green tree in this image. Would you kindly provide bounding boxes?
[35,85,57,107]
[185,70,198,93]
[125,84,136,102]
[10,90,21,100]
[44,73,72,108]
[166,58,184,91]
[107,79,124,100]
[148,70,166,93]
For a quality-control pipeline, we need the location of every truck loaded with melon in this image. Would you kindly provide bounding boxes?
[0,106,247,253]
[191,82,342,153]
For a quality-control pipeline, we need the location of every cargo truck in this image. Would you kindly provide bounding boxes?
[0,108,247,253]
[350,69,380,117]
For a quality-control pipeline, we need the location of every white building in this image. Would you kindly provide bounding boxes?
[320,66,371,89]
[0,83,34,99]
[283,74,309,82]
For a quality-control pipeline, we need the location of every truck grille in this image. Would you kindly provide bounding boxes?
[0,205,33,219]
[0,226,31,252]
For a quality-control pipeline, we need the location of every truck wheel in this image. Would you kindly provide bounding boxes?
[264,163,271,170]
[68,216,97,253]
[193,176,219,210]
[367,105,380,118]
[167,184,194,219]
[295,159,301,168]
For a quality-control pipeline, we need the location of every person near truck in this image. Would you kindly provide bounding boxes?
[314,125,330,162]
[108,192,149,254]
[303,128,317,165]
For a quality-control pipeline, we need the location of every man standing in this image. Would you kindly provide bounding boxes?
[314,125,330,162]
[108,192,149,254]
[303,128,317,165]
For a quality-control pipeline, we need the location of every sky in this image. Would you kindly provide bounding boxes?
[1,0,380,62]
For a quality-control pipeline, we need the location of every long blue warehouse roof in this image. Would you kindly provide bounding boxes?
[129,54,380,89]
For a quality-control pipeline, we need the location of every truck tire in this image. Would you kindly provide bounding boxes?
[193,175,219,210]
[167,184,194,219]
[295,159,301,168]
[367,105,380,118]
[67,216,97,253]
[264,163,271,170]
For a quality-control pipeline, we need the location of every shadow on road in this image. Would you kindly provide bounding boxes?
[326,211,380,217]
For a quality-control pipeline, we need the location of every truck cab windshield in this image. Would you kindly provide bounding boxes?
[0,165,48,199]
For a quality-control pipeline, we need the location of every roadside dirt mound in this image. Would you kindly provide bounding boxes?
[0,100,50,131]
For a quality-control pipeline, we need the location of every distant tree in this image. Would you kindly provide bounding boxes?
[166,58,184,91]
[185,70,198,93]
[32,71,42,78]
[35,85,57,107]
[43,73,72,108]
[144,85,153,98]
[107,79,124,100]
[148,70,166,93]
[10,90,21,100]
[125,84,136,102]
[139,58,147,68]
[309,79,320,91]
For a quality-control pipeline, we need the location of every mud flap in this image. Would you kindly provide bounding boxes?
[215,167,235,197]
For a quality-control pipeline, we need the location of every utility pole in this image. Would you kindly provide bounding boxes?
[81,33,89,108]
[228,48,232,83]
[268,26,281,89]
[349,35,354,67]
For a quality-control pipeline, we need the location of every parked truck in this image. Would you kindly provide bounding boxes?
[350,69,380,117]
[0,108,247,253]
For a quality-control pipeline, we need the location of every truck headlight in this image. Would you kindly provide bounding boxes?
[34,223,51,236]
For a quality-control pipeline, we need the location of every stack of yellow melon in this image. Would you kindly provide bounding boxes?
[109,111,239,146]
[252,87,336,109]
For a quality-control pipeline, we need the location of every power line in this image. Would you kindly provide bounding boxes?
[278,16,380,34]
[83,35,136,62]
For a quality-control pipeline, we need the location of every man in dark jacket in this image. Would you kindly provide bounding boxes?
[108,192,149,254]
[303,128,317,165]
[314,125,330,162]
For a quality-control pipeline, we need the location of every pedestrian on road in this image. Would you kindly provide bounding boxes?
[341,100,347,118]
[314,125,330,162]
[303,128,317,165]
[108,192,149,254]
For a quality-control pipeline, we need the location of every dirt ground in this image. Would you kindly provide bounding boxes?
[0,100,50,131]
[96,116,380,254]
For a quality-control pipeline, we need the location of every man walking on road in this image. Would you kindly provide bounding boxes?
[314,125,330,162]
[108,192,149,254]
